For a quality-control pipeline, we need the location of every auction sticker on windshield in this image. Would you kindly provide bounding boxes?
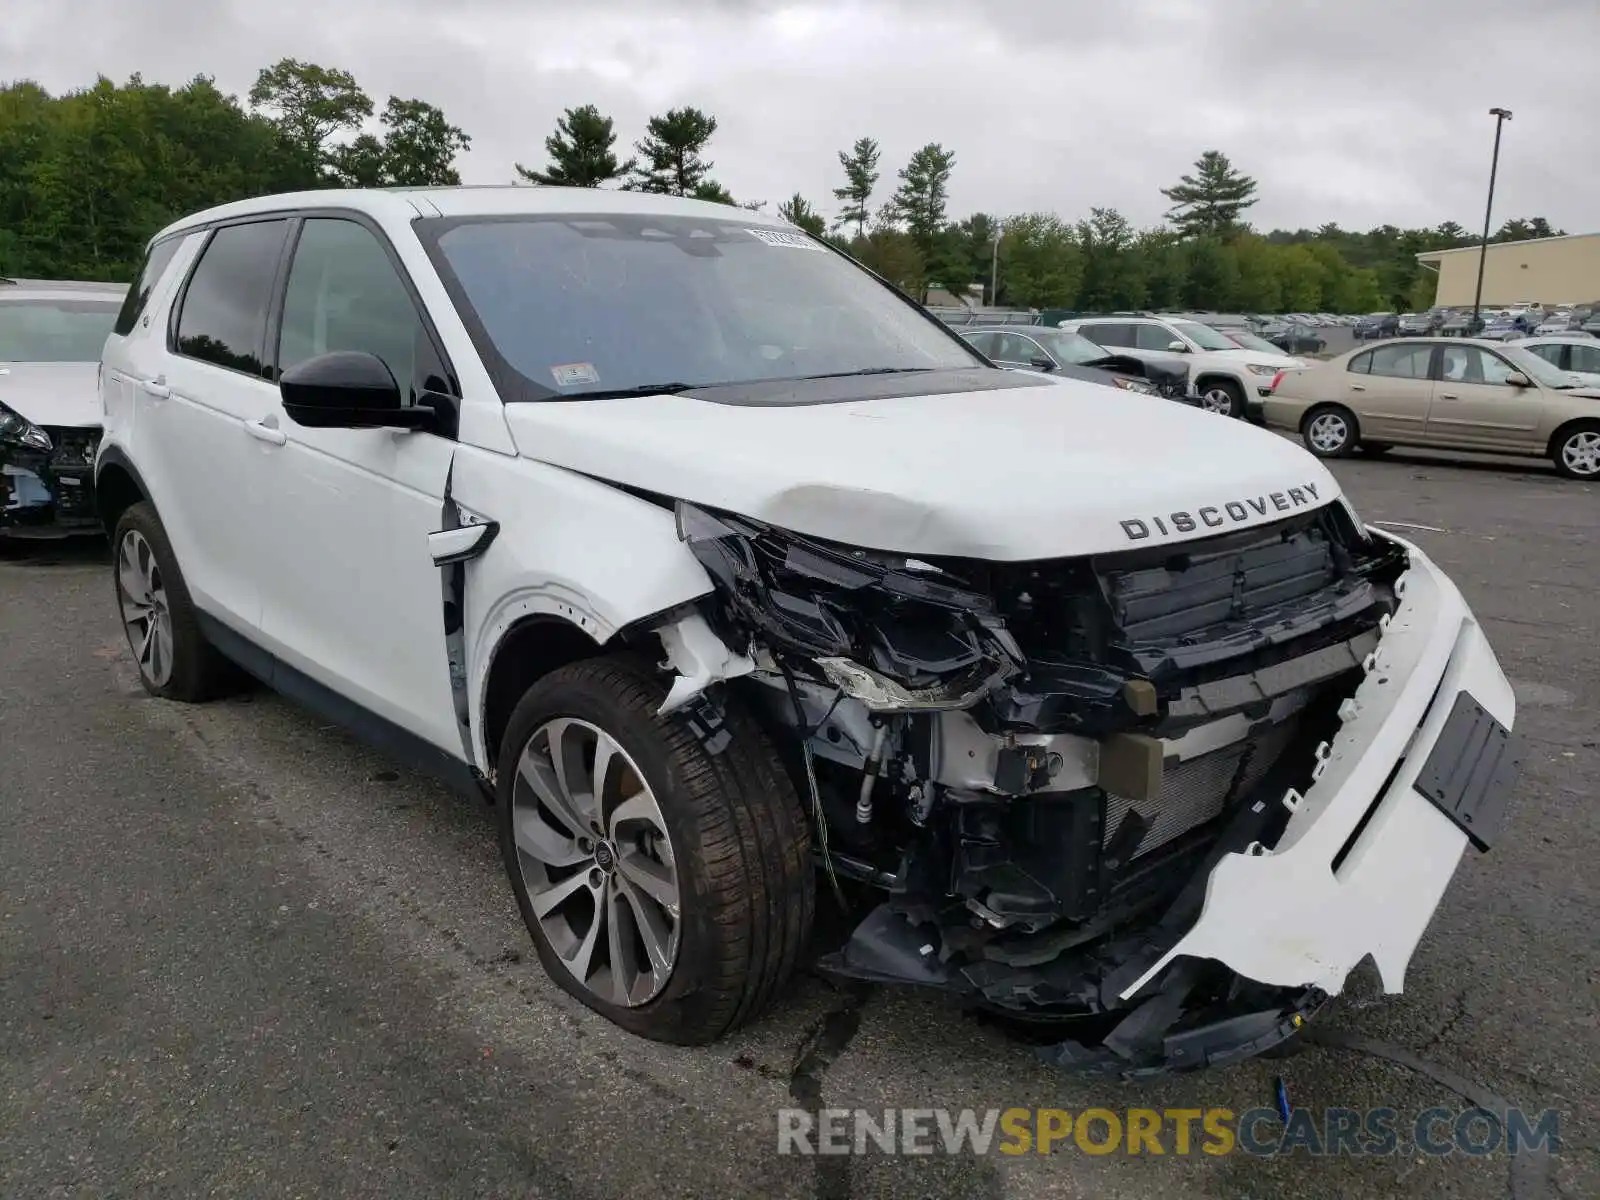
[550,362,600,387]
[747,228,826,250]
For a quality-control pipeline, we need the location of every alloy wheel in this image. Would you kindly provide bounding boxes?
[1561,430,1600,478]
[1201,387,1235,415]
[511,718,681,1006]
[1307,412,1349,454]
[117,529,174,687]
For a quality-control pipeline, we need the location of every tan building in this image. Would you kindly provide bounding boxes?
[1416,232,1600,307]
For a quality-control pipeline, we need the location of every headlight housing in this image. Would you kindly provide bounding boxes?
[0,402,52,452]
[1110,376,1156,394]
[1246,363,1279,377]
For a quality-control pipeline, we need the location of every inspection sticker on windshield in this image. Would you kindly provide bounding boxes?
[551,362,600,387]
[746,228,825,251]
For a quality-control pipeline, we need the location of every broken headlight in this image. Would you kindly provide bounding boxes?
[674,500,1020,709]
[0,402,52,452]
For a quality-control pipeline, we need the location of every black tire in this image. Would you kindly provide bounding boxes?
[1359,441,1393,456]
[1301,404,1359,459]
[496,653,814,1045]
[1551,420,1600,481]
[1198,378,1245,418]
[111,501,234,701]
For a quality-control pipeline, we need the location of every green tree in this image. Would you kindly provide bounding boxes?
[515,104,633,187]
[851,225,925,297]
[247,58,370,180]
[692,180,737,205]
[626,107,719,196]
[777,193,827,238]
[832,136,881,238]
[1161,150,1259,239]
[996,213,1081,309]
[1134,230,1188,310]
[374,98,470,186]
[1182,237,1240,309]
[888,143,956,255]
[1232,235,1283,312]
[1075,207,1144,310]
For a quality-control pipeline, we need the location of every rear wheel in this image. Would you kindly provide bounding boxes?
[1301,405,1358,458]
[1553,422,1600,480]
[497,654,814,1044]
[111,501,234,701]
[1199,379,1244,418]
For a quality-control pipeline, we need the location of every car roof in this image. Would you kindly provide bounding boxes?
[0,278,126,302]
[148,185,794,245]
[1513,335,1597,345]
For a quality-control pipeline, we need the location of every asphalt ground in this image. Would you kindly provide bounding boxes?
[2,446,1596,1199]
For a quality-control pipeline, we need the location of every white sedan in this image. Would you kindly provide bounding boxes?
[1511,335,1600,387]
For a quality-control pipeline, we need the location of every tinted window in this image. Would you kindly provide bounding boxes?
[1367,343,1432,380]
[1079,322,1133,347]
[278,218,430,399]
[0,298,121,362]
[175,220,291,376]
[1569,344,1600,374]
[113,236,183,336]
[422,215,977,402]
[1135,323,1179,352]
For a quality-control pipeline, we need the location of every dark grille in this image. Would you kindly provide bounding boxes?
[44,426,101,468]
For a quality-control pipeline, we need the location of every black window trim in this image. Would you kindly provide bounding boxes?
[112,232,186,338]
[163,206,459,401]
[166,215,296,383]
[1348,349,1372,374]
[1013,333,1052,365]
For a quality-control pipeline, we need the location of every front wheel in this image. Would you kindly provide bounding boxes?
[497,654,815,1044]
[1553,422,1600,480]
[1302,405,1359,458]
[1199,379,1245,418]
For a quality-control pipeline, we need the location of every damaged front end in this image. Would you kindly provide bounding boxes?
[0,408,102,537]
[655,498,1521,1077]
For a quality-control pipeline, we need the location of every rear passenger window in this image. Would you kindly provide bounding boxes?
[1525,343,1564,368]
[1081,322,1132,348]
[1366,344,1432,380]
[1348,351,1373,374]
[276,218,430,399]
[113,236,183,336]
[1135,324,1178,352]
[175,220,291,376]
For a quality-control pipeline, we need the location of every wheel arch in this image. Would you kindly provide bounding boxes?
[479,614,610,774]
[1546,416,1600,460]
[94,446,152,536]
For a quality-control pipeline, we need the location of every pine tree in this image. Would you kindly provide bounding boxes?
[1161,150,1259,239]
[514,104,633,187]
[889,143,956,254]
[778,193,827,238]
[625,107,719,196]
[831,137,880,238]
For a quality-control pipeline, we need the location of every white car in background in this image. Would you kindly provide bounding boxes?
[0,278,127,537]
[1057,313,1303,419]
[1512,335,1600,387]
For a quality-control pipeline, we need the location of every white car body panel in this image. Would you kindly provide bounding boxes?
[1122,534,1512,999]
[499,383,1342,559]
[0,362,102,427]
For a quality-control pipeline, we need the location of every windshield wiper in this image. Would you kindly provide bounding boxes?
[554,382,699,400]
[792,367,937,380]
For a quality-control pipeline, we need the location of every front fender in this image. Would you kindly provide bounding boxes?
[448,446,714,769]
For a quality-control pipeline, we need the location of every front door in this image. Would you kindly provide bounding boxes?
[254,215,465,755]
[1425,344,1547,453]
[1347,342,1436,441]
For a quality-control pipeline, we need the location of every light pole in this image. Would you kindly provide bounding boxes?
[1471,107,1512,330]
[990,229,1001,308]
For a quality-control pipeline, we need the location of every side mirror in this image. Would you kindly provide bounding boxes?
[280,351,432,430]
[1167,341,1189,353]
[1504,371,1531,388]
[1030,356,1055,372]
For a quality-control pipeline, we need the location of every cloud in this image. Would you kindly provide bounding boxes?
[3,0,1596,233]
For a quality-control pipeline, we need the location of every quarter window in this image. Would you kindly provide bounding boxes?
[113,236,183,336]
[1366,343,1432,380]
[1080,322,1133,348]
[277,218,431,399]
[1348,350,1373,374]
[174,220,291,376]
[1569,344,1600,374]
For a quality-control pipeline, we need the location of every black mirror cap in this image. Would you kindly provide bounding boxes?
[1030,357,1055,371]
[280,350,430,429]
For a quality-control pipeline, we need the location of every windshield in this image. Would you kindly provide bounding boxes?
[1500,344,1578,388]
[1034,328,1115,365]
[1225,331,1282,354]
[0,297,120,362]
[1170,321,1242,351]
[419,214,981,400]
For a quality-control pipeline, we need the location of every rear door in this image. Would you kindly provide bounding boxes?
[1425,345,1548,452]
[1345,342,1435,440]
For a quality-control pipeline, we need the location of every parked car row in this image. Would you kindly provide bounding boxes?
[1357,304,1600,342]
[8,185,1526,1080]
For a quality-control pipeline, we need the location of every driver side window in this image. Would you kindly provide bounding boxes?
[276,218,434,404]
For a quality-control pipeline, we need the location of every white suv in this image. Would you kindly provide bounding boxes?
[95,187,1521,1074]
[1057,314,1303,418]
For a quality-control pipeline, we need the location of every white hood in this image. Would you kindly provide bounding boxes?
[0,362,102,428]
[502,378,1343,560]
[1214,347,1304,369]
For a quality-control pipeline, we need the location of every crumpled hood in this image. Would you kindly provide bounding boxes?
[503,378,1343,560]
[0,362,102,428]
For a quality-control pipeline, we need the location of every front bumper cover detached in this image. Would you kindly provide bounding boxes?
[852,533,1520,1078]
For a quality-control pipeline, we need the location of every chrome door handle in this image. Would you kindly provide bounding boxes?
[1349,384,1365,391]
[245,417,287,446]
[139,375,170,400]
[1437,392,1459,400]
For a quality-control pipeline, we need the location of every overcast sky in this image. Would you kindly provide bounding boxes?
[5,0,1598,234]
